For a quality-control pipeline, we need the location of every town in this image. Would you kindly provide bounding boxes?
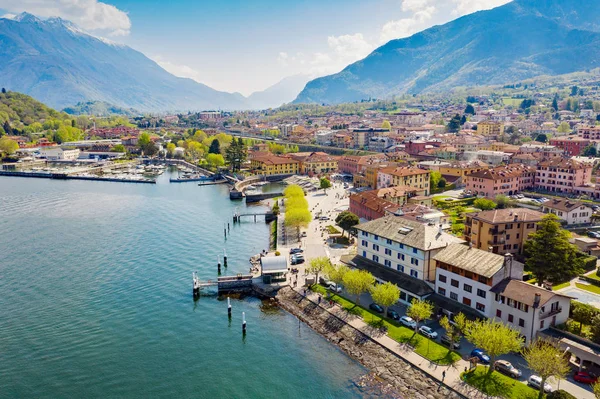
[2,77,600,398]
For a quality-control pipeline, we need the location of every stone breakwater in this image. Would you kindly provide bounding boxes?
[276,287,464,399]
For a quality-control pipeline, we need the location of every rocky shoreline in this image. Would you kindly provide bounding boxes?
[276,287,464,399]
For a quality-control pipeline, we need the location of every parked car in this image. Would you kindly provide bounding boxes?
[300,231,307,238]
[289,248,304,254]
[400,316,417,329]
[527,375,553,393]
[494,360,522,378]
[290,255,305,265]
[470,349,490,364]
[386,309,400,321]
[573,371,598,384]
[369,303,384,313]
[419,326,438,339]
[327,282,342,293]
[319,216,330,221]
[440,335,461,349]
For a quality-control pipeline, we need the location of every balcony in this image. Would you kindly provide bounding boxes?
[488,238,505,246]
[488,228,505,235]
[539,307,562,320]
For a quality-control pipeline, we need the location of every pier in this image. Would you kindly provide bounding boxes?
[193,274,254,295]
[233,211,277,223]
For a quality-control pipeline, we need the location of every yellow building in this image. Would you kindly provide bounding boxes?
[377,166,431,194]
[438,160,489,179]
[250,155,300,176]
[465,208,544,257]
[477,121,505,137]
[289,152,338,175]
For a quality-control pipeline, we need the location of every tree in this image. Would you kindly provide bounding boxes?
[381,120,391,130]
[186,141,204,160]
[370,282,400,318]
[535,133,548,143]
[406,299,434,338]
[335,211,360,237]
[460,114,467,125]
[283,184,304,198]
[440,313,464,353]
[465,104,476,115]
[552,95,559,111]
[111,144,126,153]
[438,178,446,188]
[284,208,312,235]
[1,88,5,94]
[342,269,375,306]
[583,145,597,157]
[591,314,600,344]
[571,302,597,333]
[464,319,523,377]
[558,122,571,134]
[225,137,247,172]
[325,264,349,287]
[523,339,570,399]
[3,120,13,136]
[208,138,221,154]
[0,137,19,155]
[447,114,461,133]
[474,198,497,210]
[593,381,600,398]
[166,142,176,157]
[430,171,442,190]
[494,194,515,209]
[319,177,332,193]
[524,214,584,285]
[307,257,330,286]
[206,153,225,168]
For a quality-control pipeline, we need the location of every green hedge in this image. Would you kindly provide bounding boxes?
[433,197,476,210]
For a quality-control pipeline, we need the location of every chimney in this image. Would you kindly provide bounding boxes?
[514,214,518,222]
[468,241,473,249]
[488,246,493,253]
[438,224,443,235]
[503,253,513,279]
[533,293,541,309]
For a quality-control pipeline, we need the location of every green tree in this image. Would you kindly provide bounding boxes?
[430,171,442,190]
[3,120,13,135]
[0,137,19,155]
[335,211,360,237]
[583,145,597,157]
[307,257,330,286]
[558,122,571,134]
[1,88,5,94]
[206,153,225,168]
[208,138,221,154]
[319,177,332,193]
[523,339,570,399]
[524,214,584,285]
[342,269,375,306]
[464,319,523,377]
[370,282,400,317]
[406,299,434,338]
[224,137,247,172]
[571,302,596,333]
[591,314,600,344]
[440,313,465,353]
[593,381,600,398]
[325,264,349,287]
[465,104,476,115]
[447,114,461,133]
[552,95,559,111]
[438,177,446,188]
[474,198,497,210]
[283,184,304,198]
[284,208,312,237]
[460,114,467,125]
[186,141,204,160]
[494,194,515,209]
[381,120,391,130]
[535,133,548,143]
[111,144,126,153]
[166,142,176,157]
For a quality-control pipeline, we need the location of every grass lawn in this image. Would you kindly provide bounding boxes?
[575,283,600,295]
[502,98,523,107]
[311,285,460,365]
[462,366,540,399]
[326,225,341,234]
[552,281,571,291]
[584,271,600,282]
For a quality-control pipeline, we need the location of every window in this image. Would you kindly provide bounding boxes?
[362,251,366,257]
[397,264,404,272]
[372,244,379,251]
[374,235,379,241]
[386,239,392,245]
[506,234,510,240]
[496,310,502,318]
[508,314,514,323]
[361,240,368,247]
[385,248,392,255]
[397,253,405,261]
[400,291,406,301]
[462,297,471,306]
[412,247,418,254]
[478,275,488,284]
[372,255,379,262]
[451,279,459,288]
[476,303,485,312]
[518,318,525,327]
[513,244,518,250]
[476,289,486,298]
[399,243,404,249]
[410,270,418,278]
[438,274,447,283]
[411,258,419,266]
[362,231,368,237]
[384,259,391,267]
[438,287,446,296]
[540,320,545,329]
[464,284,472,293]
[450,292,458,301]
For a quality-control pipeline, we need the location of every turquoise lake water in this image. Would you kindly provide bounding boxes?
[0,170,364,398]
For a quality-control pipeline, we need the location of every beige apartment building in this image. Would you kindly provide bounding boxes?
[377,166,431,195]
[477,121,505,138]
[465,208,545,257]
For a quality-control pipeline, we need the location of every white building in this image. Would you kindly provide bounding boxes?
[315,129,335,145]
[491,279,571,343]
[355,216,463,304]
[541,198,593,225]
[39,147,80,161]
[433,244,523,319]
[368,136,391,152]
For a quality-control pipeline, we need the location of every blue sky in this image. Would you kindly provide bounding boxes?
[0,0,510,95]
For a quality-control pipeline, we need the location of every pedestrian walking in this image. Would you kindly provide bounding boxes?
[442,370,446,382]
[318,295,321,305]
[303,288,307,297]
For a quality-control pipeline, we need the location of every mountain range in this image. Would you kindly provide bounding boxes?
[294,0,600,104]
[0,13,300,112]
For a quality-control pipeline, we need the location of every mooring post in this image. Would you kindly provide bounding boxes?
[254,214,256,223]
[227,296,232,317]
[242,311,247,335]
[224,223,227,238]
[193,272,200,298]
[228,222,230,232]
[224,250,228,268]
[217,255,221,275]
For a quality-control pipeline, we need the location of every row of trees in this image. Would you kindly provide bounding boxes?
[283,185,311,237]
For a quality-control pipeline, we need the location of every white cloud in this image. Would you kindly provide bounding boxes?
[1,13,16,19]
[152,55,203,82]
[327,33,372,60]
[277,52,289,67]
[0,0,131,36]
[451,0,511,16]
